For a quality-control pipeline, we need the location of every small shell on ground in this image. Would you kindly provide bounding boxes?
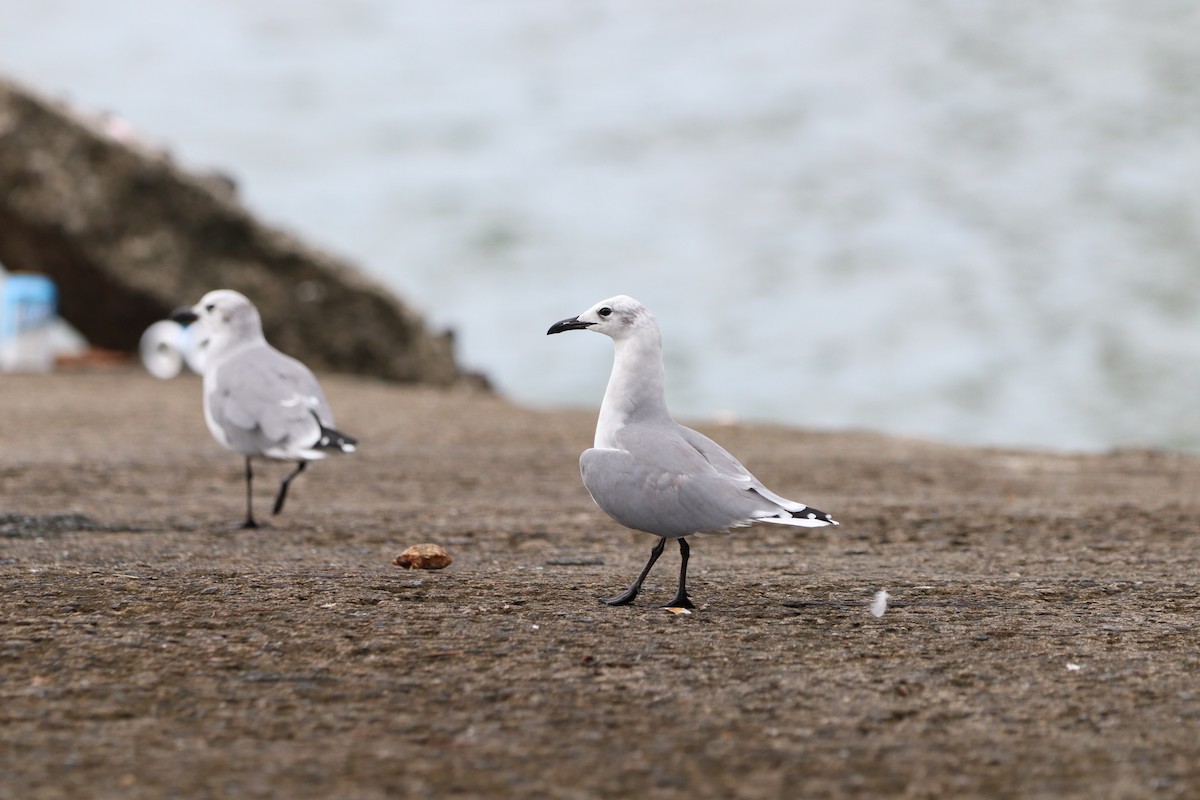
[393,543,453,570]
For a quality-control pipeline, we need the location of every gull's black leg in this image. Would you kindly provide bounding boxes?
[663,537,695,609]
[272,461,307,516]
[241,457,259,529]
[601,537,667,606]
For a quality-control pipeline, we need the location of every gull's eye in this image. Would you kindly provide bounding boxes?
[598,307,612,317]
[205,303,216,313]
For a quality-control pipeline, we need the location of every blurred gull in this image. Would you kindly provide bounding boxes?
[139,318,209,379]
[172,290,357,528]
[548,295,837,608]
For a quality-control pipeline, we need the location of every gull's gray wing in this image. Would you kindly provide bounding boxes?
[675,425,754,480]
[205,344,334,459]
[676,424,813,514]
[579,423,785,538]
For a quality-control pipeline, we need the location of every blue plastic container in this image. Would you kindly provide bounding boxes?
[0,273,59,372]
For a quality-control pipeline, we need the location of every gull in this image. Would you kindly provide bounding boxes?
[547,295,837,608]
[172,290,357,528]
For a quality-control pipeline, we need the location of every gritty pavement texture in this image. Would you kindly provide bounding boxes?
[2,369,1198,799]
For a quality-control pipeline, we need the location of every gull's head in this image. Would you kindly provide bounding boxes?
[172,290,263,342]
[546,295,655,341]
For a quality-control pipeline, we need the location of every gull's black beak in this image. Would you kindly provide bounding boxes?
[171,306,199,326]
[547,316,593,335]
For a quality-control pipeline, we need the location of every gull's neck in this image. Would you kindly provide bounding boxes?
[205,325,267,366]
[595,325,671,449]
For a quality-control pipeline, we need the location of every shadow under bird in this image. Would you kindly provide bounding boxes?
[172,290,357,528]
[547,295,837,609]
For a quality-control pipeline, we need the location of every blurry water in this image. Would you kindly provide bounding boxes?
[3,1,1199,452]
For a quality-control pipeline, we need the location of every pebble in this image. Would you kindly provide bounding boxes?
[393,544,452,570]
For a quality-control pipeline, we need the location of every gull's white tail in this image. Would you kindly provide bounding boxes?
[747,485,838,527]
[756,507,839,528]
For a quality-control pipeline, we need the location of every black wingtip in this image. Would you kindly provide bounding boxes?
[310,412,358,453]
[319,427,358,453]
[794,506,838,525]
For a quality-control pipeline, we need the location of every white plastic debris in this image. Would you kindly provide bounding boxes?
[1066,663,1082,671]
[870,590,890,618]
[139,319,208,378]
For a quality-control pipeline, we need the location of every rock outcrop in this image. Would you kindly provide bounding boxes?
[0,76,475,386]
